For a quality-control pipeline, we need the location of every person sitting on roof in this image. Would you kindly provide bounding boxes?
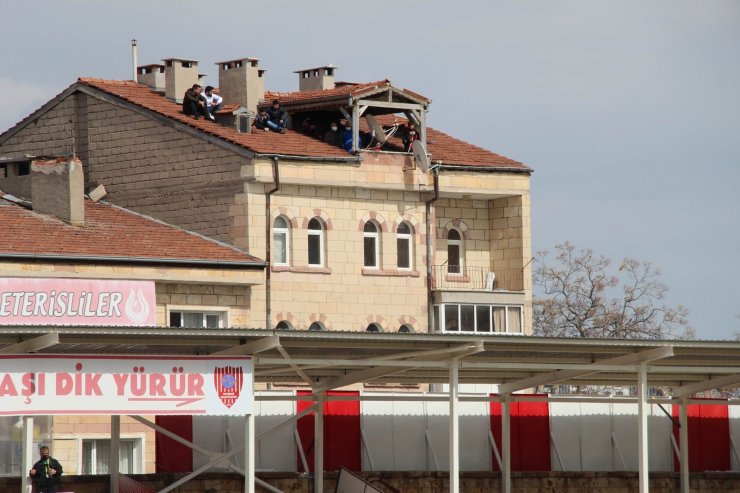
[340,119,356,153]
[254,110,270,131]
[402,122,419,152]
[265,99,287,134]
[203,86,223,117]
[323,121,342,148]
[182,84,213,121]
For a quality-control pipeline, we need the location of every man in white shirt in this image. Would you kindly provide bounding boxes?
[203,86,224,117]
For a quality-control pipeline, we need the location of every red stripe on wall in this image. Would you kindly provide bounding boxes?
[490,396,551,471]
[297,391,362,472]
[155,415,193,473]
[672,400,730,472]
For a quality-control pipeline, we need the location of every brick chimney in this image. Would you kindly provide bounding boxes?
[295,64,337,92]
[217,58,266,114]
[137,64,166,92]
[31,157,85,226]
[163,58,200,102]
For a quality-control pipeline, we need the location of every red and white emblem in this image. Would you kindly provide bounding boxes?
[214,366,243,408]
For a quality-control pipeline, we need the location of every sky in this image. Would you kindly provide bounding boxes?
[1,0,738,339]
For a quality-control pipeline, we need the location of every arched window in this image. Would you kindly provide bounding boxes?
[366,323,383,333]
[363,221,380,268]
[308,321,326,331]
[396,222,413,270]
[447,229,463,274]
[307,218,324,267]
[399,324,415,334]
[275,320,294,331]
[273,216,290,266]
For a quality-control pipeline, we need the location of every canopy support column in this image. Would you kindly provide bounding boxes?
[21,416,33,493]
[679,397,689,493]
[637,363,649,493]
[110,415,120,493]
[314,392,325,493]
[245,413,255,493]
[502,394,511,493]
[449,357,460,493]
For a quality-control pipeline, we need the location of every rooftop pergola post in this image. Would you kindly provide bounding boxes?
[245,413,255,493]
[315,391,325,493]
[110,415,120,493]
[502,394,511,493]
[21,416,33,493]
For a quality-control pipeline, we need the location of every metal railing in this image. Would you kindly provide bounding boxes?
[432,265,522,291]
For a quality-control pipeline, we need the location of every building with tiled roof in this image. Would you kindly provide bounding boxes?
[0,155,266,475]
[0,56,533,337]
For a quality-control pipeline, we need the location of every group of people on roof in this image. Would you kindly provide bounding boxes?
[254,100,288,134]
[182,84,223,121]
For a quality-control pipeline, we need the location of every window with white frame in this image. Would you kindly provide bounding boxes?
[447,229,463,274]
[436,304,523,334]
[307,218,324,267]
[363,221,380,268]
[396,222,413,270]
[273,216,290,265]
[82,438,138,474]
[169,310,224,328]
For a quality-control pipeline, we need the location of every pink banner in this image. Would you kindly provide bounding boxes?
[0,278,156,326]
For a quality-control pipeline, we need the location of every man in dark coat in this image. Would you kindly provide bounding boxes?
[265,99,288,133]
[29,446,63,493]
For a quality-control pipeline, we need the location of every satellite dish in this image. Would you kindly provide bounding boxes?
[365,114,386,144]
[412,140,430,173]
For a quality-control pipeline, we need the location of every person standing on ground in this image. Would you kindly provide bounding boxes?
[29,445,63,493]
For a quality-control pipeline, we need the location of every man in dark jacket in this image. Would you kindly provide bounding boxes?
[265,99,287,133]
[182,84,213,121]
[29,446,63,493]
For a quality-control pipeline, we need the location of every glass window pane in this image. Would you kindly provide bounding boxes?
[205,314,221,328]
[397,237,410,269]
[364,237,377,267]
[433,305,441,332]
[493,307,506,332]
[182,312,203,328]
[476,305,491,332]
[397,222,410,234]
[507,307,523,333]
[448,229,460,241]
[96,440,111,474]
[119,441,134,474]
[364,222,377,233]
[308,218,322,230]
[82,441,93,474]
[169,312,182,327]
[308,234,321,265]
[273,232,287,264]
[274,217,287,228]
[444,305,459,332]
[448,245,460,273]
[460,305,475,331]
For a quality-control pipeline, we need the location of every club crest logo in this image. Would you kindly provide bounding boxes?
[214,366,243,408]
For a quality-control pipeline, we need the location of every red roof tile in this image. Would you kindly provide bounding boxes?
[0,195,263,265]
[74,78,527,169]
[78,78,352,159]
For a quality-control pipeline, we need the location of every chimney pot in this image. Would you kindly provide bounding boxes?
[216,57,266,114]
[163,58,200,102]
[294,64,337,92]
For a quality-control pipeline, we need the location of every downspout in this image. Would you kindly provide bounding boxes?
[265,156,280,330]
[425,165,440,333]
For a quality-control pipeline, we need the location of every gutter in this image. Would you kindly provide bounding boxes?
[265,156,281,330]
[425,165,440,333]
[255,153,360,163]
[436,164,533,174]
[0,253,266,268]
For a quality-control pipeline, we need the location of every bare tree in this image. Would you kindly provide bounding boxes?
[533,242,693,340]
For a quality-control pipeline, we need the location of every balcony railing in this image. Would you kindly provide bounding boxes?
[432,265,521,291]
